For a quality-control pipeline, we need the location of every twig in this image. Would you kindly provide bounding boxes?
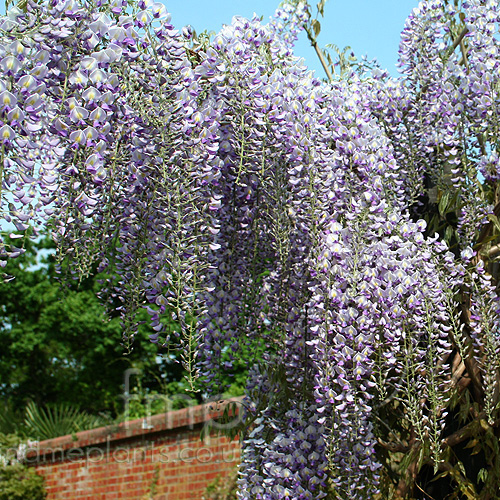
[304,26,333,82]
[441,412,485,448]
[456,300,485,402]
[415,481,438,500]
[451,357,466,387]
[476,132,487,156]
[451,26,469,53]
[396,428,421,498]
[377,438,409,453]
[487,243,500,258]
[459,39,469,69]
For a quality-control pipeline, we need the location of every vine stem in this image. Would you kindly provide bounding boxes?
[304,25,333,82]
[451,26,469,53]
[395,427,421,498]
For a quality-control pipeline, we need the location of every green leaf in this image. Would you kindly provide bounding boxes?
[477,468,488,483]
[471,443,483,456]
[439,191,450,216]
[487,213,500,233]
[316,0,326,16]
[311,19,321,38]
[432,470,450,481]
[456,460,466,476]
[464,438,479,449]
[200,423,207,442]
[24,401,104,440]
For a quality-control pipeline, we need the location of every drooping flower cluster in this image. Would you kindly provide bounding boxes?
[1,0,500,497]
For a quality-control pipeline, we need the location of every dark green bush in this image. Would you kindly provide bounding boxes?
[0,463,46,500]
[0,432,46,500]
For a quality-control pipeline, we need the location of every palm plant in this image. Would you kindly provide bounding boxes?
[24,402,105,441]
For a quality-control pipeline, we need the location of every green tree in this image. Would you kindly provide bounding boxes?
[0,235,184,417]
[0,234,245,423]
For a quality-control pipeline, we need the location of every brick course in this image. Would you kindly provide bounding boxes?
[26,398,242,500]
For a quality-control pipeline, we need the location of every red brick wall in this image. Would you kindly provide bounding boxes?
[25,399,242,500]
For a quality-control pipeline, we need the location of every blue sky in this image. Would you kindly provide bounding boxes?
[0,0,421,76]
[165,0,421,77]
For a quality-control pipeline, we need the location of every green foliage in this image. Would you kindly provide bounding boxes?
[0,433,46,500]
[0,234,194,417]
[24,401,106,441]
[0,463,46,500]
[0,233,247,427]
[203,467,238,500]
[0,403,22,436]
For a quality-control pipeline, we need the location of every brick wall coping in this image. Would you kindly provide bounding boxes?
[26,396,243,459]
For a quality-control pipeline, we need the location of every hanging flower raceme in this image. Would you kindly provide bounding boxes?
[1,0,500,497]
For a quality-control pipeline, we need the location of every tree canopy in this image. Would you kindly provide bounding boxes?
[0,235,188,417]
[1,0,500,498]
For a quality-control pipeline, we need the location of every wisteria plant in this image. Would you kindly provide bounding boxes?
[0,0,499,497]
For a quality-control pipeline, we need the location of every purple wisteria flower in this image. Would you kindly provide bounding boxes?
[1,0,500,497]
